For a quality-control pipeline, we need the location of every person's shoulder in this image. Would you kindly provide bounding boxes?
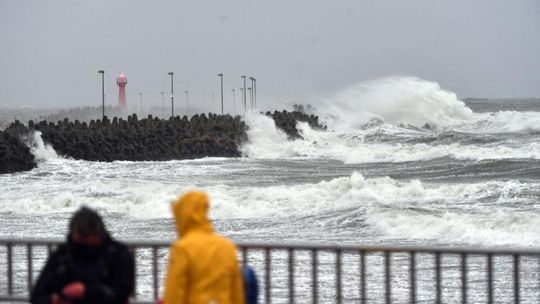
[108,238,127,249]
[51,242,69,257]
[44,242,69,264]
[170,239,190,256]
[214,234,238,250]
[107,238,133,258]
[172,238,189,250]
[55,242,69,252]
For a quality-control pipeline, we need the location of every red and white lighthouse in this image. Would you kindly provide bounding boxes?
[116,72,127,107]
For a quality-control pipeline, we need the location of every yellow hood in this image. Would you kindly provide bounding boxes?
[172,191,213,237]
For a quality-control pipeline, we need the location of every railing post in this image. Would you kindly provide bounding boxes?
[410,251,416,304]
[487,253,493,304]
[27,244,33,291]
[336,249,342,304]
[265,248,271,304]
[461,253,467,304]
[514,254,520,304]
[7,243,13,296]
[242,247,248,267]
[152,246,159,300]
[288,248,295,304]
[311,249,318,304]
[131,246,137,299]
[435,252,441,304]
[360,250,366,304]
[385,251,391,304]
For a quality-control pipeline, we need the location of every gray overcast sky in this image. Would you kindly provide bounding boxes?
[1,0,539,110]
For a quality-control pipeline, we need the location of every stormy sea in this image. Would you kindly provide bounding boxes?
[1,77,539,303]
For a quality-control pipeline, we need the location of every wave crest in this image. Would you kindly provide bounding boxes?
[322,76,474,130]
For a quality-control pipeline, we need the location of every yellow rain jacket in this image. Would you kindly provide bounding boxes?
[163,191,245,304]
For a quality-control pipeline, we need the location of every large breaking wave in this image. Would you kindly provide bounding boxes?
[241,77,540,163]
[321,76,474,130]
[242,115,540,162]
[320,76,540,132]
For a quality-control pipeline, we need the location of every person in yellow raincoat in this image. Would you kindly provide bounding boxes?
[163,191,245,304]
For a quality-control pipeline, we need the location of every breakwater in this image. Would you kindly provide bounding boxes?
[0,111,325,173]
[10,113,247,162]
[0,131,35,174]
[267,110,326,139]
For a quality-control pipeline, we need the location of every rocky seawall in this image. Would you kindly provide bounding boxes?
[267,110,326,139]
[7,113,247,162]
[0,131,35,174]
[0,111,325,173]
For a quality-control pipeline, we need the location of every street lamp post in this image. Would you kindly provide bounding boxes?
[217,73,224,115]
[184,90,189,114]
[241,75,247,113]
[253,78,257,108]
[160,91,165,118]
[239,88,244,113]
[231,89,236,114]
[98,70,105,119]
[248,87,252,109]
[168,72,174,117]
[249,77,255,109]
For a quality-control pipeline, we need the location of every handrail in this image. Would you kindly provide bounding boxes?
[1,238,539,303]
[1,237,539,255]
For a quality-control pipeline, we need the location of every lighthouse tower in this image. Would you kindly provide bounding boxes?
[116,72,127,107]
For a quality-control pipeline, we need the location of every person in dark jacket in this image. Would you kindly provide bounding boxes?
[31,207,135,304]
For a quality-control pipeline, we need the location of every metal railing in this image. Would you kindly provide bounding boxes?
[0,238,539,303]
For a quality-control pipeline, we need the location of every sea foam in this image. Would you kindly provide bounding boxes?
[1,171,537,246]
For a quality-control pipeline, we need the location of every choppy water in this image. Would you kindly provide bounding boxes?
[1,77,539,302]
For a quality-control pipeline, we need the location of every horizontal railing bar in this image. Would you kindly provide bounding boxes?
[2,238,540,304]
[1,238,539,255]
[0,297,153,304]
[0,296,27,302]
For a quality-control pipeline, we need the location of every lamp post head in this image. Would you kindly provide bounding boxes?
[241,75,246,79]
[218,73,223,77]
[168,72,174,76]
[249,77,254,80]
[98,70,104,74]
